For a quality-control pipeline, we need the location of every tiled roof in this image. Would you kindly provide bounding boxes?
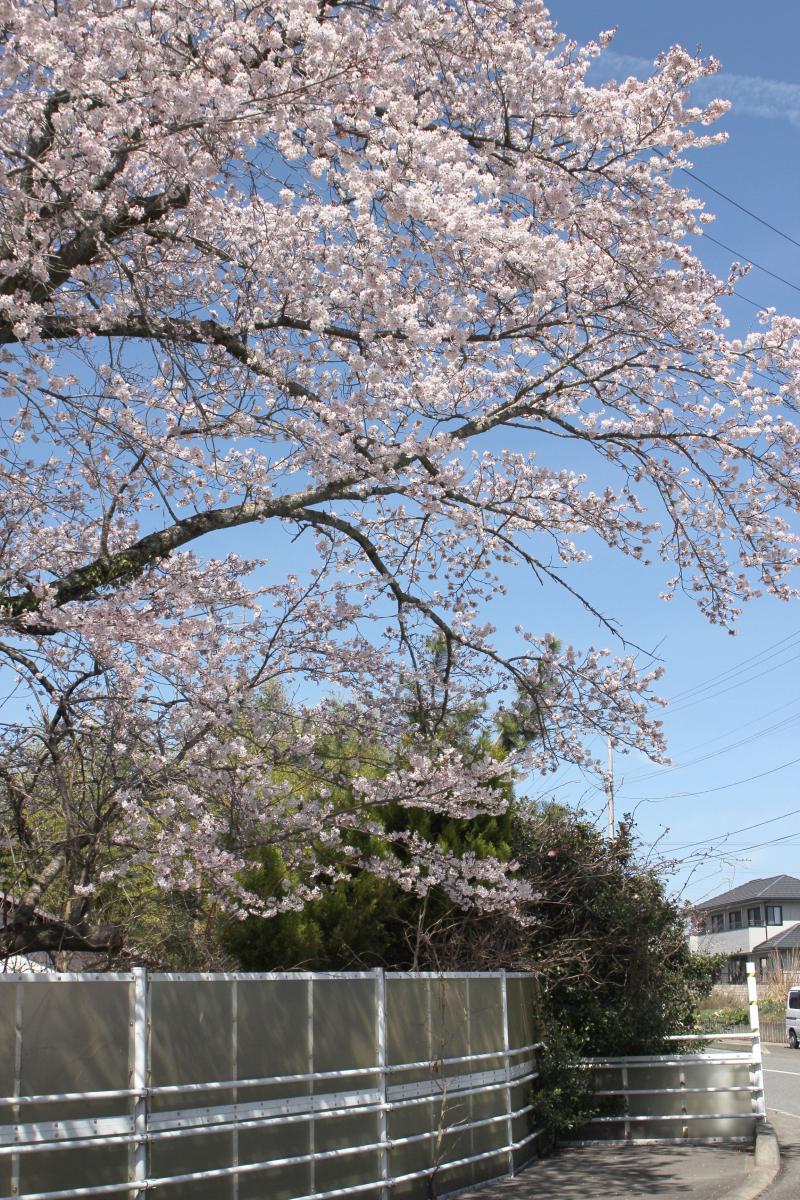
[693,875,800,911]
[753,922,800,953]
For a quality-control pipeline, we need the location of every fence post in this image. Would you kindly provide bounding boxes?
[746,961,767,1123]
[307,977,315,1199]
[231,978,239,1200]
[500,970,514,1177]
[131,967,149,1199]
[11,979,22,1197]
[374,967,390,1199]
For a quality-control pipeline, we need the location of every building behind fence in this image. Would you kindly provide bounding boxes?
[0,970,539,1200]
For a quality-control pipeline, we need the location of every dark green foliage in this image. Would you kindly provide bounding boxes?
[221,699,517,971]
[515,807,723,1056]
[221,807,514,971]
[531,1024,598,1142]
[222,690,719,1066]
[223,848,397,969]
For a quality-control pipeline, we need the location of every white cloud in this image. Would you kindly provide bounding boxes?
[594,51,800,129]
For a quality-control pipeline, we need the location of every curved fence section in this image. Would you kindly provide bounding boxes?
[0,970,541,1200]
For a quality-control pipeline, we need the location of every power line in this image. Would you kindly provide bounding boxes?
[658,803,800,852]
[699,829,800,861]
[702,234,800,298]
[675,160,800,254]
[667,650,800,715]
[659,694,800,759]
[731,289,773,311]
[625,705,800,784]
[621,751,800,803]
[667,630,800,704]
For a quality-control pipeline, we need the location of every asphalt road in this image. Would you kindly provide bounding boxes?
[763,1042,800,1119]
[761,1041,800,1199]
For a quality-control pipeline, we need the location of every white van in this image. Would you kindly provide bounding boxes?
[788,987,800,1049]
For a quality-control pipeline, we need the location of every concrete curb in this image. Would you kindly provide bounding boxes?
[727,1123,781,1200]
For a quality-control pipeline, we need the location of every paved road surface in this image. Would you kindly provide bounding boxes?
[761,1041,800,1199]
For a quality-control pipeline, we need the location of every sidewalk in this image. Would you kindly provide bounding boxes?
[454,1141,768,1200]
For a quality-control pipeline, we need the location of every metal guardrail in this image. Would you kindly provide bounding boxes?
[0,969,541,1200]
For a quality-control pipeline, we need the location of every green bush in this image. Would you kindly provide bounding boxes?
[696,1005,748,1030]
[697,998,784,1031]
[532,1023,599,1143]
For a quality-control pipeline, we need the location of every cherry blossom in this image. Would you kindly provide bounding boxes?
[1,0,798,954]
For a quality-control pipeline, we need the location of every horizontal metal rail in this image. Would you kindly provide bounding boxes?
[587,1112,761,1124]
[0,1124,544,1200]
[142,970,537,981]
[664,1032,758,1042]
[593,1085,758,1097]
[0,1087,137,1107]
[0,969,536,983]
[0,1041,539,1108]
[0,1067,540,1151]
[581,1053,752,1067]
[0,973,135,983]
[564,1136,753,1148]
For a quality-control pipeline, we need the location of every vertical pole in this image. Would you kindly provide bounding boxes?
[307,978,315,1199]
[606,737,615,839]
[131,967,148,1200]
[747,962,767,1123]
[11,981,23,1197]
[231,979,239,1200]
[500,971,514,1177]
[374,968,390,1200]
[680,1063,687,1141]
[622,1065,630,1141]
[465,978,474,1171]
[427,977,435,1174]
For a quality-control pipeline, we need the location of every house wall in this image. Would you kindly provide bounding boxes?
[689,900,800,958]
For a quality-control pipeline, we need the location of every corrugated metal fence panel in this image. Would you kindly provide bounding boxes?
[235,976,319,1200]
[146,974,383,1200]
[507,975,539,1172]
[573,1053,758,1144]
[760,1021,787,1044]
[1,970,763,1197]
[5,976,134,1200]
[384,973,520,1198]
[0,971,539,1200]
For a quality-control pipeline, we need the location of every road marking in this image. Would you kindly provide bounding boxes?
[764,1068,800,1077]
[769,1107,800,1120]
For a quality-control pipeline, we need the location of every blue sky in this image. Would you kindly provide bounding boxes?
[532,2,800,902]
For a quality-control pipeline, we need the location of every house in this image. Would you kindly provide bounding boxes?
[688,874,800,984]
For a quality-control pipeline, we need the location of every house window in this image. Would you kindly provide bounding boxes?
[747,906,762,926]
[765,905,783,926]
[728,959,745,984]
[710,913,724,932]
[728,910,743,930]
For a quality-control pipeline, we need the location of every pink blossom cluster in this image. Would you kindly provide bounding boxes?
[1,0,798,923]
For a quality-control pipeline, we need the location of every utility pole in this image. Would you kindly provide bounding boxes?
[606,736,615,839]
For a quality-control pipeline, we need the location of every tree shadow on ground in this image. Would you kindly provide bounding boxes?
[455,1144,750,1199]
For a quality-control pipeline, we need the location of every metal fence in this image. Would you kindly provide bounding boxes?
[0,970,540,1200]
[567,962,767,1145]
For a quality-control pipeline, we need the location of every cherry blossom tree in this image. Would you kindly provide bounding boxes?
[1,0,799,957]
